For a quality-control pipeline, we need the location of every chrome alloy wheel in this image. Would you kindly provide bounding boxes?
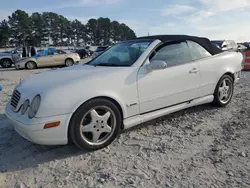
[80,106,116,146]
[218,78,233,104]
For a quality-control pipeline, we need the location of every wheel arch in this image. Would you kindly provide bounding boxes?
[67,96,125,143]
[65,58,74,64]
[224,72,235,82]
[25,61,37,68]
[0,57,13,63]
[214,72,235,94]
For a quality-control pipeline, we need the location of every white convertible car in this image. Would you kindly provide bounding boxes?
[5,35,242,150]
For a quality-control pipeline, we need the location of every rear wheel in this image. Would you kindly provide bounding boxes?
[26,61,37,70]
[65,59,74,67]
[1,58,12,68]
[212,75,234,107]
[69,98,122,150]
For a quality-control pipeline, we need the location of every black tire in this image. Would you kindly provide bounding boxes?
[65,58,74,67]
[26,61,37,70]
[1,58,12,68]
[69,98,122,150]
[212,75,234,107]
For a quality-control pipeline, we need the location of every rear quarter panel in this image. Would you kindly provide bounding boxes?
[198,51,243,97]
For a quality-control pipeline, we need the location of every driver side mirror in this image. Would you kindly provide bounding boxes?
[146,60,168,72]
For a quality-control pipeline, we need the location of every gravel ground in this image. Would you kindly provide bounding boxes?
[0,67,250,188]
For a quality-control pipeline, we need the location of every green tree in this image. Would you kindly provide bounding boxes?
[110,20,121,43]
[58,15,71,45]
[86,18,98,45]
[71,19,86,46]
[119,23,136,41]
[97,17,111,45]
[42,12,60,45]
[8,9,31,46]
[1,9,137,47]
[0,19,10,47]
[30,12,47,46]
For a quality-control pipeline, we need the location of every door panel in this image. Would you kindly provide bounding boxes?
[53,54,66,66]
[37,55,55,67]
[137,41,201,114]
[186,40,216,98]
[137,60,200,114]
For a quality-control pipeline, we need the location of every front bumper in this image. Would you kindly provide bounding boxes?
[15,62,26,69]
[5,103,71,145]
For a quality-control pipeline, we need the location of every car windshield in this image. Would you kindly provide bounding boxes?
[88,41,152,67]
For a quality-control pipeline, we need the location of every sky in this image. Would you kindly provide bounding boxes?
[1,0,250,42]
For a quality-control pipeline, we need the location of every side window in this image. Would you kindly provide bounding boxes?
[187,40,212,61]
[56,50,66,54]
[150,41,193,67]
[48,51,54,55]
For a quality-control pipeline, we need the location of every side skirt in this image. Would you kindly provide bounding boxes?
[123,95,214,129]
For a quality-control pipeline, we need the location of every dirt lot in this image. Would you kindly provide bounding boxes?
[0,67,250,188]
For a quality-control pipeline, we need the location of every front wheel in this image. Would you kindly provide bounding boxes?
[212,75,234,107]
[65,59,74,67]
[26,61,37,70]
[69,99,122,150]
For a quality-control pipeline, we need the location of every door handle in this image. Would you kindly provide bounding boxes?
[189,68,199,74]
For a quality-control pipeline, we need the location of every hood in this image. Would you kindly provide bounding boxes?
[17,65,127,95]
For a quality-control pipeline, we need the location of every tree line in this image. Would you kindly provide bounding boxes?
[0,9,137,47]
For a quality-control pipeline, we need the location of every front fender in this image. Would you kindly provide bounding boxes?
[37,88,128,118]
[36,78,138,119]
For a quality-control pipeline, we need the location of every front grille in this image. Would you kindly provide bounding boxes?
[11,90,21,109]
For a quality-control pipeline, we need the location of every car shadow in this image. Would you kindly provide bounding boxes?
[0,67,16,72]
[0,114,91,173]
[0,104,218,173]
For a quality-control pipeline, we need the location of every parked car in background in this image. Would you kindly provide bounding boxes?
[0,52,14,68]
[243,42,250,50]
[237,43,247,52]
[212,40,238,52]
[15,48,80,69]
[92,46,109,58]
[86,49,94,57]
[74,48,87,59]
[5,35,242,150]
[73,48,94,59]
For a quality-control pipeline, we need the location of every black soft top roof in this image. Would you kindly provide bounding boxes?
[137,35,222,55]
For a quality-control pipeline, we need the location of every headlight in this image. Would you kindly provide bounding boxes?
[21,100,29,115]
[28,95,41,119]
